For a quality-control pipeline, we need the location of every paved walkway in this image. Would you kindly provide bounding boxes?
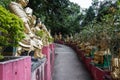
[52,44,92,80]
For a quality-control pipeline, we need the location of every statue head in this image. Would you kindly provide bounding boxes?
[17,0,29,7]
[25,7,33,15]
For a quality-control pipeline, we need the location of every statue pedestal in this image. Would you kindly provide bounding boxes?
[31,58,46,80]
[90,63,110,80]
[0,56,31,80]
[49,43,55,74]
[84,57,92,72]
[42,46,51,80]
[81,51,85,62]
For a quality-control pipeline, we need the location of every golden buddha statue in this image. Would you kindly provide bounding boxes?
[25,7,37,28]
[93,50,104,64]
[111,49,120,79]
[9,0,45,59]
[84,45,94,56]
[79,42,86,50]
[58,32,62,40]
[66,35,70,42]
[40,24,52,46]
[54,33,58,41]
[9,0,32,34]
[111,58,120,79]
[93,38,111,64]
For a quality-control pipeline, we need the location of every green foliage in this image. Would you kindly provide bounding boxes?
[71,0,120,56]
[48,37,54,43]
[81,6,95,27]
[0,55,4,60]
[0,6,24,47]
[0,0,16,9]
[0,44,4,59]
[96,1,116,22]
[36,30,45,38]
[36,29,54,43]
[28,0,81,36]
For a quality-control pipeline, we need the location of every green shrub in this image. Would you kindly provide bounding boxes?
[36,30,53,43]
[0,0,16,9]
[36,30,45,38]
[0,6,24,47]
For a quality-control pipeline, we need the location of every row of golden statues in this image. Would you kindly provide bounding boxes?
[7,0,120,79]
[64,34,120,79]
[9,0,52,59]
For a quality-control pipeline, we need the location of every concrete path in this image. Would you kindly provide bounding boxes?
[52,44,92,80]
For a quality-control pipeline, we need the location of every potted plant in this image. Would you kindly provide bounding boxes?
[0,6,31,80]
[0,5,25,56]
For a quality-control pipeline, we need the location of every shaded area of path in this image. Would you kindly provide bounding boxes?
[52,44,92,80]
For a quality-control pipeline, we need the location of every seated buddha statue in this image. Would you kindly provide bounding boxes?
[84,45,94,56]
[93,50,104,64]
[25,7,37,28]
[9,0,44,58]
[111,49,120,79]
[66,35,70,42]
[93,38,111,64]
[58,32,62,40]
[41,24,52,45]
[54,33,58,41]
[31,19,52,46]
[79,42,86,50]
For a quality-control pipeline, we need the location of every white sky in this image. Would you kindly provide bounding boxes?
[69,0,92,8]
[69,0,104,8]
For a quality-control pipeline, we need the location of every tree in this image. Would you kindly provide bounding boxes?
[96,0,117,22]
[81,6,95,27]
[28,0,81,36]
[0,0,16,9]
